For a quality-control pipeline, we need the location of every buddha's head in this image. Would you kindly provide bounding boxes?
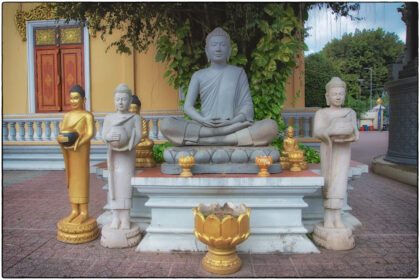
[129,94,142,114]
[205,27,231,64]
[113,83,132,113]
[69,84,86,110]
[286,126,294,138]
[325,77,346,108]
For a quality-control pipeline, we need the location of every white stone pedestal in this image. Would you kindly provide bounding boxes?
[313,222,355,250]
[100,223,142,248]
[132,168,323,254]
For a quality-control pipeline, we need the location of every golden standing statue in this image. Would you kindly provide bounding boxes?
[128,95,156,168]
[56,85,99,244]
[279,126,307,171]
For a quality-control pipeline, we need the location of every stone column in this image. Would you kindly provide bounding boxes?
[384,3,418,166]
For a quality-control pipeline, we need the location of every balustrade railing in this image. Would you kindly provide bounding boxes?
[281,107,320,139]
[3,114,184,143]
[3,110,319,144]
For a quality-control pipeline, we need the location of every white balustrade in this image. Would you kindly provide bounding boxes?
[282,108,320,139]
[3,111,318,144]
[2,113,184,143]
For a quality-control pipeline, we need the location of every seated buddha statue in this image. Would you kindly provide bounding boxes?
[128,95,156,167]
[160,27,278,146]
[279,126,307,170]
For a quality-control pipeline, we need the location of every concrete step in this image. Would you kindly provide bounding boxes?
[3,145,107,170]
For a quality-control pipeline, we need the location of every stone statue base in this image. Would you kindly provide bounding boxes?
[100,223,142,248]
[313,222,355,250]
[57,217,99,244]
[162,146,281,174]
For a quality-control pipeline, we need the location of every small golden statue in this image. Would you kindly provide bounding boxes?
[128,95,156,168]
[255,156,273,177]
[193,203,250,275]
[279,126,307,171]
[56,85,99,244]
[178,156,195,177]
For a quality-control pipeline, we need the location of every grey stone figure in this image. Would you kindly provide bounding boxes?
[312,77,359,250]
[160,27,278,146]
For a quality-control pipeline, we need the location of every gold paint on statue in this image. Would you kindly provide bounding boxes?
[193,204,250,274]
[279,126,307,171]
[179,156,195,177]
[57,89,98,244]
[255,156,273,177]
[128,103,156,168]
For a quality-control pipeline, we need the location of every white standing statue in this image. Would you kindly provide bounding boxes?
[313,77,359,250]
[101,83,143,248]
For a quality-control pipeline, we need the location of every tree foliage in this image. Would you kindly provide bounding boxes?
[305,28,405,115]
[305,52,340,107]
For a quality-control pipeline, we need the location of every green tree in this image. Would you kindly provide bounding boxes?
[322,28,405,101]
[305,28,404,116]
[305,52,340,107]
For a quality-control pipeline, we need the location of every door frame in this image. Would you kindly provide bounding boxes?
[27,19,91,114]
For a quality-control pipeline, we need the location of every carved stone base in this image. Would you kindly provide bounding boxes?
[313,222,355,250]
[162,146,281,174]
[202,246,242,275]
[100,223,142,248]
[57,217,99,244]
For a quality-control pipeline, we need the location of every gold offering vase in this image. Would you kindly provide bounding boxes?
[178,156,195,177]
[255,156,273,177]
[193,203,251,275]
[288,150,304,172]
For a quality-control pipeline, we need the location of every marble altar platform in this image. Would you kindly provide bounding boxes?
[95,160,368,253]
[131,168,323,254]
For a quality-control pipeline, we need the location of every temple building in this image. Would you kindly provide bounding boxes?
[3,3,315,170]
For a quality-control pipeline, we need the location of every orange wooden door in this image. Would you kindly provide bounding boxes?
[35,49,62,112]
[60,47,84,111]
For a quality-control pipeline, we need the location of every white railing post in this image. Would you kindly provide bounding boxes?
[43,120,51,141]
[3,122,9,141]
[152,118,159,140]
[98,119,104,141]
[34,121,42,141]
[26,121,34,141]
[9,122,16,141]
[16,121,26,141]
[52,120,60,141]
[303,116,311,138]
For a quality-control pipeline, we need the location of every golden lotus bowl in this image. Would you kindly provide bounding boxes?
[178,156,195,177]
[193,203,250,274]
[288,150,304,172]
[255,156,273,177]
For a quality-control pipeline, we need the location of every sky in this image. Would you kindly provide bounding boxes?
[304,2,406,55]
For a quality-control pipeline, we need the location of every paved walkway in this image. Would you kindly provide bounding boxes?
[2,131,418,277]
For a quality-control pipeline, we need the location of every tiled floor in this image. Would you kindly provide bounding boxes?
[2,131,418,277]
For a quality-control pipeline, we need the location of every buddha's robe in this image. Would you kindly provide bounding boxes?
[314,108,358,209]
[161,65,278,146]
[103,113,142,210]
[60,111,94,204]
